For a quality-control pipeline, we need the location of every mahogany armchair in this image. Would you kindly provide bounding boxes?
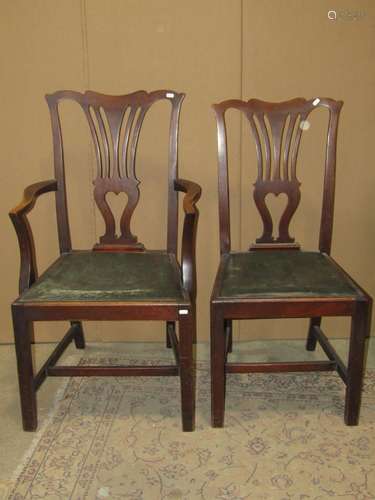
[211,97,372,427]
[10,90,201,432]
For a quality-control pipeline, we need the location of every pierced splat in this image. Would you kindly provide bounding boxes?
[213,97,343,254]
[46,90,184,252]
[85,94,150,250]
[247,99,312,248]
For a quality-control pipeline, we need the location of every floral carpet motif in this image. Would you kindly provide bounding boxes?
[6,358,375,499]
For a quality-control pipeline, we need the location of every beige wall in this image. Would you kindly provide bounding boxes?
[1,0,374,343]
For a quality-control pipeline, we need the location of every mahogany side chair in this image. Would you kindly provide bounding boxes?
[10,89,201,432]
[211,97,372,427]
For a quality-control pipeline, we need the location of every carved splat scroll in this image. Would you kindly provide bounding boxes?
[46,90,184,252]
[213,97,343,254]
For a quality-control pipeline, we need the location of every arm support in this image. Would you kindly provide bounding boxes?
[174,179,201,301]
[9,180,57,294]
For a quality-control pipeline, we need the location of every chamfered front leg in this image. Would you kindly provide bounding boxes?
[12,307,37,431]
[72,321,86,349]
[306,317,321,351]
[345,301,370,425]
[211,305,226,427]
[179,309,195,431]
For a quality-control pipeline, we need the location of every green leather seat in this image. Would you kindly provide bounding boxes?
[218,251,360,299]
[18,251,185,303]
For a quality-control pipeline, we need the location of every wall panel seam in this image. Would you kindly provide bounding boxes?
[239,0,244,341]
[80,0,101,341]
[80,0,97,248]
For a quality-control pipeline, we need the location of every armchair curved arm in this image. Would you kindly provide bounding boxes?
[9,180,57,294]
[174,179,202,301]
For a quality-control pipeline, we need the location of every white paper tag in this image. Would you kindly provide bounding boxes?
[300,120,311,131]
[179,309,189,315]
[166,92,175,98]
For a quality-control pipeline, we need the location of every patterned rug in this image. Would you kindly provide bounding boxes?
[5,358,375,499]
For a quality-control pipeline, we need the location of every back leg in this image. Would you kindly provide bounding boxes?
[306,317,321,351]
[166,321,175,348]
[345,301,370,425]
[72,321,86,349]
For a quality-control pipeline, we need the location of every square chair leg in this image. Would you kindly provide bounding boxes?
[12,308,37,431]
[306,317,321,351]
[179,311,196,431]
[345,301,370,425]
[211,306,226,427]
